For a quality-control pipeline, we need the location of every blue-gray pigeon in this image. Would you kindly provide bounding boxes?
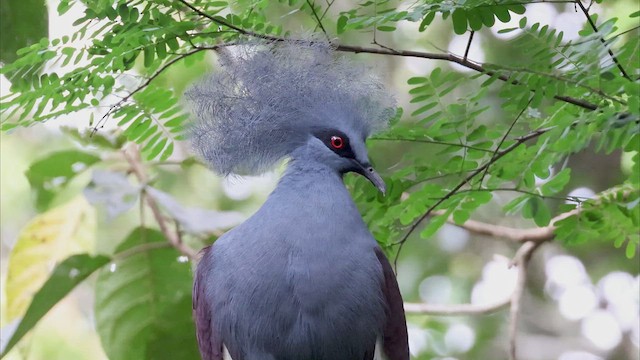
[187,40,409,360]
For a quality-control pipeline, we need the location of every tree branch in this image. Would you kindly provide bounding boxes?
[509,240,540,360]
[319,0,335,24]
[93,47,207,133]
[447,187,588,203]
[463,31,475,62]
[404,297,510,315]
[370,135,494,153]
[333,44,599,111]
[437,185,633,244]
[123,145,197,259]
[175,0,600,112]
[306,0,329,39]
[442,210,566,243]
[177,0,280,41]
[479,97,532,186]
[394,126,550,250]
[576,0,631,80]
[404,239,542,324]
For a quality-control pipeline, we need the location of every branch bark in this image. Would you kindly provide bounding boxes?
[435,206,579,244]
[123,145,197,259]
[404,297,510,315]
[508,240,541,360]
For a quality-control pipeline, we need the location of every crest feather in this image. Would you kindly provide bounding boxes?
[185,39,394,176]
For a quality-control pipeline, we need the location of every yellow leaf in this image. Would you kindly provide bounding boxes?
[4,196,96,322]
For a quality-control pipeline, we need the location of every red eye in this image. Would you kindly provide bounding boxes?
[330,136,344,149]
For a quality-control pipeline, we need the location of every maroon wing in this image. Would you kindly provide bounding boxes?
[193,247,224,360]
[374,247,410,360]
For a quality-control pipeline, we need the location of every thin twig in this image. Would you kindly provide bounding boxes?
[370,136,494,153]
[177,0,278,41]
[306,0,329,39]
[479,97,533,186]
[575,0,631,80]
[483,64,625,104]
[93,48,207,134]
[463,31,475,62]
[438,187,587,203]
[318,0,335,24]
[123,145,197,259]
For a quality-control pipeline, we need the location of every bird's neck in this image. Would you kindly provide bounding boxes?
[277,158,346,193]
[258,158,371,247]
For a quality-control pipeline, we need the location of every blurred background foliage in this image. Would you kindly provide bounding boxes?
[0,0,638,359]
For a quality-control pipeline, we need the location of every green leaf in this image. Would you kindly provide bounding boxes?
[467,12,483,31]
[143,46,155,68]
[61,126,126,150]
[5,197,96,324]
[478,8,495,27]
[420,207,455,238]
[451,9,468,35]
[419,12,436,32]
[626,237,638,259]
[407,76,427,85]
[519,16,527,29]
[145,138,168,160]
[540,168,571,195]
[494,6,512,23]
[377,25,396,32]
[523,197,551,227]
[337,15,348,34]
[25,150,100,210]
[0,0,48,64]
[504,195,529,214]
[521,196,536,219]
[452,209,470,224]
[1,254,110,357]
[420,212,449,238]
[95,228,199,360]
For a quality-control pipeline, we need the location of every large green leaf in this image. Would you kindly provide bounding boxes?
[94,228,198,360]
[0,0,48,64]
[1,254,110,358]
[5,196,96,323]
[25,150,100,211]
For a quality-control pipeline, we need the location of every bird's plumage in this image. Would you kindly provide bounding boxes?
[185,40,394,176]
[188,39,408,360]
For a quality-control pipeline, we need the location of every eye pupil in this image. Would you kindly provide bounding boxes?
[330,136,344,149]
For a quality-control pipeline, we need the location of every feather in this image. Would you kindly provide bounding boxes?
[374,247,409,360]
[185,39,395,176]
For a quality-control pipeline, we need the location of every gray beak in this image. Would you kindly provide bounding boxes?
[353,161,386,195]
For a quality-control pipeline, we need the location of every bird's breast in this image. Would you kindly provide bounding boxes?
[209,174,387,359]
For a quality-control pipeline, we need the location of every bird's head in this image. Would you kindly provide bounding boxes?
[186,39,394,191]
[305,127,385,194]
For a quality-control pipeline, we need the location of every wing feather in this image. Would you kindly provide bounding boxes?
[374,247,409,360]
[193,247,224,360]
